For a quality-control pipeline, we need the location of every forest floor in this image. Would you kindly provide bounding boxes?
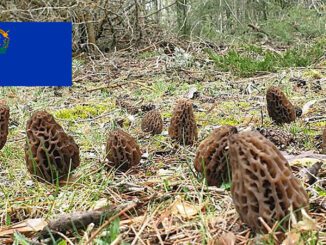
[0,42,325,244]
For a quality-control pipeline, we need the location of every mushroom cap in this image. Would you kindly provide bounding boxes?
[141,109,163,135]
[194,125,237,186]
[25,110,80,184]
[229,131,308,233]
[106,129,141,171]
[0,103,9,150]
[168,99,198,145]
[266,86,296,124]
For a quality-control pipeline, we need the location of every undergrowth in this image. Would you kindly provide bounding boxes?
[206,38,326,77]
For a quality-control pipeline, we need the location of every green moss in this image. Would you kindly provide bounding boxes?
[303,69,323,79]
[237,101,251,109]
[215,117,239,126]
[312,121,326,127]
[162,111,172,118]
[206,38,326,77]
[55,104,107,120]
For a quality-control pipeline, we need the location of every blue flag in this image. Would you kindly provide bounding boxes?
[0,22,72,86]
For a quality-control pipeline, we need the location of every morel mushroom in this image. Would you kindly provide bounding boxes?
[266,86,296,124]
[25,111,80,184]
[322,127,326,154]
[168,99,198,145]
[0,103,9,150]
[116,99,139,114]
[194,125,237,186]
[141,110,163,135]
[256,127,293,150]
[229,131,308,233]
[106,129,141,171]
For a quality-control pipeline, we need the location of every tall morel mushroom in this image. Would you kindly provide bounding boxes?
[106,129,141,171]
[266,86,296,124]
[25,111,80,184]
[0,102,9,150]
[141,109,163,135]
[229,131,308,233]
[168,99,198,145]
[194,125,237,186]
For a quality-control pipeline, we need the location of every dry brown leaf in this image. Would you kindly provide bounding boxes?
[301,100,317,115]
[0,218,47,236]
[170,196,203,219]
[292,209,317,231]
[282,150,326,164]
[282,232,302,245]
[215,232,236,245]
[92,198,108,210]
[290,157,325,167]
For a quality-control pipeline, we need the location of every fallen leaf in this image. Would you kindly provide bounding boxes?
[187,87,197,99]
[282,151,326,164]
[170,196,203,219]
[290,158,325,167]
[0,218,48,236]
[282,232,302,245]
[92,198,108,210]
[215,232,236,245]
[301,100,317,115]
[292,209,317,231]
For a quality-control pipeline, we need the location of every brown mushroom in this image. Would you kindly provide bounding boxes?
[106,129,141,171]
[266,86,296,124]
[141,110,163,135]
[168,99,198,145]
[194,125,237,186]
[25,111,80,184]
[116,99,139,115]
[229,131,308,233]
[0,102,9,151]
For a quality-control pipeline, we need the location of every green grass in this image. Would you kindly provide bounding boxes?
[0,50,324,244]
[206,38,326,77]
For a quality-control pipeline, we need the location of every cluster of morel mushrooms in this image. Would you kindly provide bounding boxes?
[0,86,325,234]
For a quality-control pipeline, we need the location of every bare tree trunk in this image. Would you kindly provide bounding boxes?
[176,0,189,36]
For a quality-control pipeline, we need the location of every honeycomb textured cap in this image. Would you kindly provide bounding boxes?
[168,99,198,145]
[194,125,237,186]
[25,111,80,184]
[106,129,141,171]
[0,102,10,150]
[141,110,163,135]
[322,127,326,154]
[266,86,296,124]
[229,131,308,233]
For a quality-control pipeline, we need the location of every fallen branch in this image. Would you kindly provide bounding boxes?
[38,202,137,239]
[86,202,137,244]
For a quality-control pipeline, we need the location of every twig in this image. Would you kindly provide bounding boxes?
[86,202,137,244]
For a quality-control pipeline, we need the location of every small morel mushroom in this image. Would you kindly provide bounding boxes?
[0,102,10,150]
[141,110,163,135]
[116,99,139,114]
[194,125,237,186]
[322,127,326,154]
[266,86,296,124]
[256,127,293,150]
[106,129,141,171]
[168,99,198,145]
[229,131,308,233]
[25,111,80,184]
[141,103,156,112]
